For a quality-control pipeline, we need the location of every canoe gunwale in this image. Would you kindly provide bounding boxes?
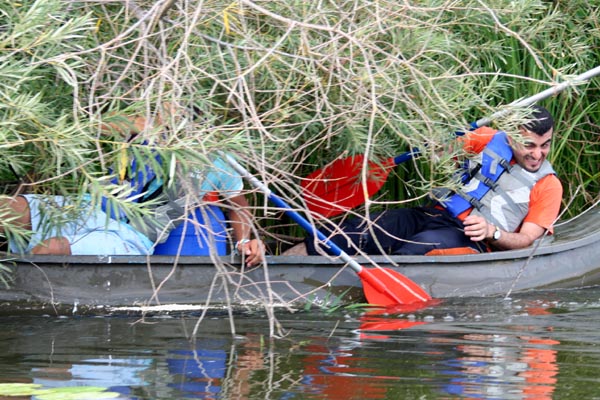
[4,204,599,267]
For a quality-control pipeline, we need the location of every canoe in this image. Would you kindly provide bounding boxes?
[1,204,599,315]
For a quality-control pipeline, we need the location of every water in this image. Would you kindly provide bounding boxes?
[2,287,600,399]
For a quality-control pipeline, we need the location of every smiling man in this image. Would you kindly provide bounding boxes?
[296,105,563,257]
[450,105,562,252]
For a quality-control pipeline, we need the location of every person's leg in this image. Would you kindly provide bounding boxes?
[68,230,151,255]
[393,209,487,255]
[4,195,76,255]
[392,227,479,255]
[1,194,147,256]
[304,217,364,255]
[31,237,72,255]
[362,208,431,254]
[305,208,429,256]
[67,203,153,256]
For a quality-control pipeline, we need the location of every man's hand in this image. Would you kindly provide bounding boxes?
[462,214,493,242]
[236,238,264,267]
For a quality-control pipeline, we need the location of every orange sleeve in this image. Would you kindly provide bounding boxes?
[459,126,498,154]
[523,175,563,234]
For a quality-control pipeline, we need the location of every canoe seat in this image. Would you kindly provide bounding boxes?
[425,247,482,256]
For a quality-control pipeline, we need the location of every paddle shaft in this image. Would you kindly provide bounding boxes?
[222,153,430,304]
[393,65,600,164]
[474,65,600,127]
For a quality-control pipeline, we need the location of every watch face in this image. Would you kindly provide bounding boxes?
[493,228,501,240]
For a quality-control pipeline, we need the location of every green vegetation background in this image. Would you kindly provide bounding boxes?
[1,0,599,248]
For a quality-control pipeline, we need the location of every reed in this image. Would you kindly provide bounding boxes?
[1,0,599,244]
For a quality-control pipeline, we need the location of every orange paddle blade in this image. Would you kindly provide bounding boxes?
[302,155,395,218]
[358,267,431,306]
[365,299,443,315]
[358,319,428,339]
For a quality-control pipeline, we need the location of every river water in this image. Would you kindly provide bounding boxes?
[2,286,600,399]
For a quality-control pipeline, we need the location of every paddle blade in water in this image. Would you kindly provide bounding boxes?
[357,267,431,306]
[302,155,395,218]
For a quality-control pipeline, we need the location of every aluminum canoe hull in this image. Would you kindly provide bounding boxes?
[1,206,599,314]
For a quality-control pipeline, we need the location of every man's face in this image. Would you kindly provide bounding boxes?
[510,127,553,172]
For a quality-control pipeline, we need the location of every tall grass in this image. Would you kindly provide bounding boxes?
[1,0,599,236]
[458,0,600,218]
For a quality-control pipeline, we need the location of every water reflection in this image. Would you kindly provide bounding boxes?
[356,299,560,399]
[440,334,558,399]
[167,335,266,399]
[2,292,600,399]
[167,339,228,398]
[32,357,152,398]
[297,342,388,399]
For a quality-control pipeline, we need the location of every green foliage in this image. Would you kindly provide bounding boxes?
[0,0,598,247]
[0,0,95,191]
[0,260,13,288]
[0,383,119,399]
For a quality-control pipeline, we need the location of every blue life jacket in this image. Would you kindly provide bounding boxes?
[101,143,163,221]
[437,131,513,217]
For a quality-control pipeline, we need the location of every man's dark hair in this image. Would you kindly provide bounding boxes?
[522,105,554,135]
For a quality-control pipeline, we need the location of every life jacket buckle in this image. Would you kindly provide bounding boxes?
[481,177,499,191]
[499,158,512,171]
[468,197,483,211]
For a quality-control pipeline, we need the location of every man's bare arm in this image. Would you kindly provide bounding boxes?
[463,215,547,250]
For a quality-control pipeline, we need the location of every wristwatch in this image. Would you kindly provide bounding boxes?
[492,225,502,241]
[234,239,251,255]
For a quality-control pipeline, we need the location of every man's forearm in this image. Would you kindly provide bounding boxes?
[487,222,546,250]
